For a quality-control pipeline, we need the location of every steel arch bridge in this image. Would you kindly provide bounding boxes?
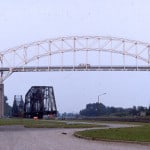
[1,36,150,82]
[1,35,150,117]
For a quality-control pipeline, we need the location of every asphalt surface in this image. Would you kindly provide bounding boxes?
[0,124,149,150]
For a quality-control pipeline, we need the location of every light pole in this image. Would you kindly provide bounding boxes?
[98,93,106,103]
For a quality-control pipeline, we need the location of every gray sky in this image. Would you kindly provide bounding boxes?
[1,0,150,113]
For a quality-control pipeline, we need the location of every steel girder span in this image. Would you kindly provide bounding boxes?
[24,86,57,119]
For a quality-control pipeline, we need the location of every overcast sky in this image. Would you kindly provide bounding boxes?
[1,0,150,113]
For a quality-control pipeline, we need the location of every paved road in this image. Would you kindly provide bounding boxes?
[0,124,149,150]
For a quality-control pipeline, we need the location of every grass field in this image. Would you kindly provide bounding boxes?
[74,124,150,143]
[0,118,104,128]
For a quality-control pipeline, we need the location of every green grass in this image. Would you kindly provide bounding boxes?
[75,124,150,143]
[0,118,104,128]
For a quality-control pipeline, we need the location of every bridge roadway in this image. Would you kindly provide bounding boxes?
[1,65,150,72]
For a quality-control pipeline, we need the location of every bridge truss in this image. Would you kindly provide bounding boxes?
[0,36,150,82]
[0,36,150,117]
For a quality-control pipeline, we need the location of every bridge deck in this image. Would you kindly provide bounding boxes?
[1,66,150,72]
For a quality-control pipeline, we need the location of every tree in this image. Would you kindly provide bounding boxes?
[4,96,12,117]
[80,103,106,116]
[130,106,137,116]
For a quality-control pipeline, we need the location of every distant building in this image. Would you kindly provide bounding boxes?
[140,111,146,117]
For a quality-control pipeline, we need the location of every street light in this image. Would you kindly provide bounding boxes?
[98,93,106,103]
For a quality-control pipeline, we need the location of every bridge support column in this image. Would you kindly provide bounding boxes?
[0,84,4,118]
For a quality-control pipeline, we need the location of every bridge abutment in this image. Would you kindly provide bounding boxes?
[0,84,4,118]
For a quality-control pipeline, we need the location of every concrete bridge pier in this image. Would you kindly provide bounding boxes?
[0,84,4,118]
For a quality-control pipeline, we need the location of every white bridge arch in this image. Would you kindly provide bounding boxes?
[1,35,150,82]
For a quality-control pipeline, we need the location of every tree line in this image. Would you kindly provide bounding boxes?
[80,102,150,117]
